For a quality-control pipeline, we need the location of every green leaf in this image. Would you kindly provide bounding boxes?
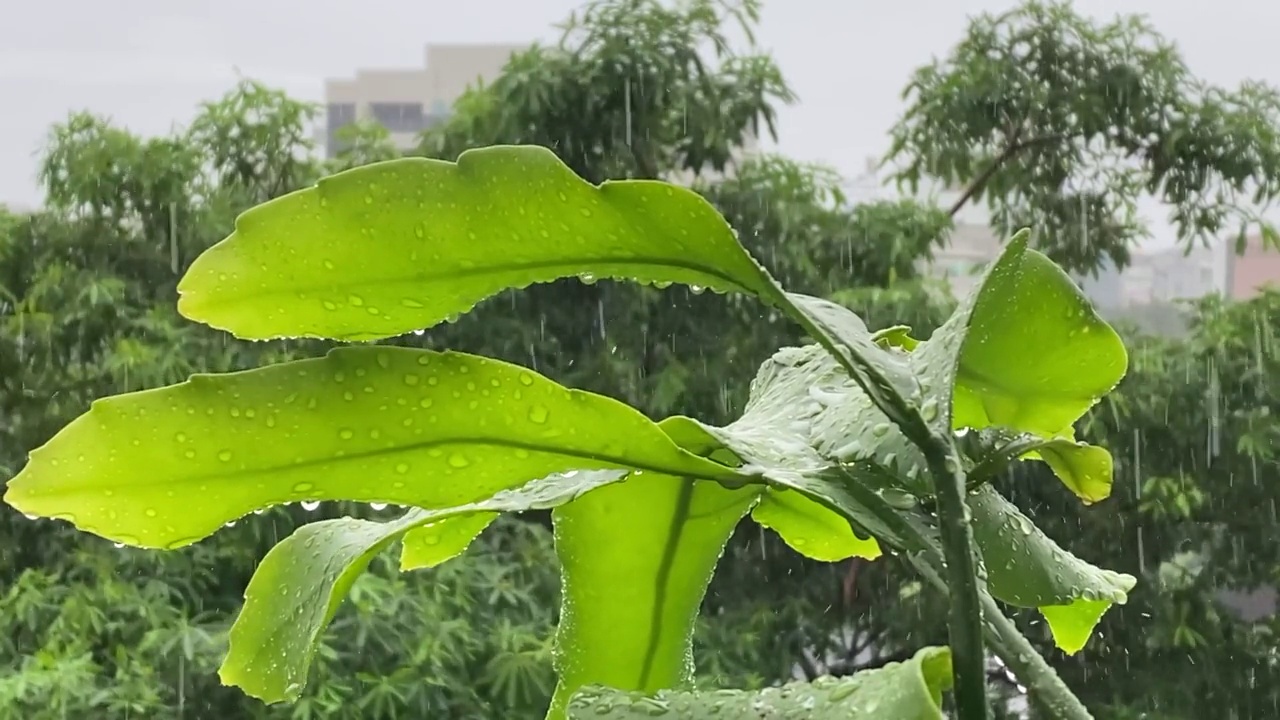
[178,145,784,342]
[969,486,1136,654]
[1035,440,1114,505]
[659,413,882,563]
[221,468,627,703]
[751,488,882,562]
[548,473,758,719]
[399,513,498,571]
[964,428,1115,504]
[566,646,953,719]
[952,234,1129,438]
[5,347,743,548]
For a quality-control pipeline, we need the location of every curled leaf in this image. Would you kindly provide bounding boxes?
[567,646,953,719]
[970,486,1135,654]
[221,469,627,703]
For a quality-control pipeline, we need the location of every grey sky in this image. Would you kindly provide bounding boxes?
[3,0,1278,245]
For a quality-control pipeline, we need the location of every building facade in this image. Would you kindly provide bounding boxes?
[323,43,525,157]
[1225,232,1280,300]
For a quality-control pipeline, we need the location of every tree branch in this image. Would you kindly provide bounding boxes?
[948,132,1073,217]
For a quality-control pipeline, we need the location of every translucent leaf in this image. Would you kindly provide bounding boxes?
[221,469,627,703]
[951,233,1128,437]
[548,453,759,716]
[399,513,498,571]
[178,145,785,342]
[969,486,1136,654]
[547,409,761,712]
[751,488,882,562]
[5,347,743,548]
[567,646,953,719]
[964,428,1115,504]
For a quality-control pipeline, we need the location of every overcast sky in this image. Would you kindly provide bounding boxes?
[3,0,1279,244]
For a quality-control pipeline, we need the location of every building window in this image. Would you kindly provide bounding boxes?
[369,102,426,133]
[326,103,357,158]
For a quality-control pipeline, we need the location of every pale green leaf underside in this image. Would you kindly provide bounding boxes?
[549,473,759,719]
[221,469,627,703]
[967,428,1115,504]
[969,486,1135,654]
[400,512,498,571]
[752,488,882,562]
[4,347,741,548]
[178,145,784,342]
[567,646,953,720]
[1035,439,1114,504]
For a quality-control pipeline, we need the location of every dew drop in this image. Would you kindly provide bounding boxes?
[293,482,314,493]
[447,453,471,468]
[528,405,550,424]
[217,450,233,462]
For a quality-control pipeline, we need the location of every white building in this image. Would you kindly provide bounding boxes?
[322,43,524,157]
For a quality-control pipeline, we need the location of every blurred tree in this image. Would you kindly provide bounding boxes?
[0,82,565,720]
[4,0,1277,718]
[888,0,1280,274]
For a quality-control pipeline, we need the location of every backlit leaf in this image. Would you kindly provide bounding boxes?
[952,233,1129,438]
[567,646,953,719]
[178,145,786,342]
[5,347,742,548]
[969,486,1136,654]
[751,488,882,562]
[548,472,758,719]
[221,469,626,703]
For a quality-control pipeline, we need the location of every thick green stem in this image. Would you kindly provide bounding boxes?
[920,444,990,720]
[977,591,1094,719]
[779,299,990,719]
[836,473,1092,720]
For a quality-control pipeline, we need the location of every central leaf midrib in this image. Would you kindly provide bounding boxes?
[32,436,743,498]
[639,480,695,689]
[185,255,760,306]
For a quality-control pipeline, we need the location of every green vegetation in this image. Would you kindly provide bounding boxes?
[2,1,1278,718]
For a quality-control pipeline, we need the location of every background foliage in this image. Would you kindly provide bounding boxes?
[1,0,1277,717]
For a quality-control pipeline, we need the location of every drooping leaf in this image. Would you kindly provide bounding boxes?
[221,469,627,703]
[964,428,1114,504]
[399,512,499,571]
[548,471,758,719]
[566,646,953,720]
[969,485,1136,654]
[1036,439,1113,504]
[5,347,744,548]
[177,145,787,342]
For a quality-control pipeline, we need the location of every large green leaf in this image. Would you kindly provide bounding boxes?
[5,347,744,548]
[952,234,1128,437]
[566,646,953,719]
[548,471,758,719]
[178,145,785,342]
[221,469,627,703]
[669,348,888,561]
[970,485,1136,654]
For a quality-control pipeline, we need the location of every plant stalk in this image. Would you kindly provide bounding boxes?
[835,471,1093,720]
[919,443,990,720]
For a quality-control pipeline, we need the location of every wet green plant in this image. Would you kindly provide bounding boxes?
[5,145,1132,719]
